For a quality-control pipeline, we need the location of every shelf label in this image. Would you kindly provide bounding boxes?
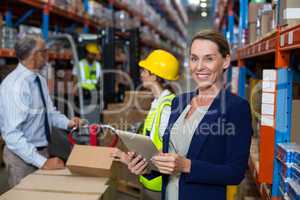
[261,115,274,127]
[263,70,277,81]
[262,81,276,92]
[262,92,275,104]
[262,104,275,115]
[280,35,285,47]
[288,31,294,45]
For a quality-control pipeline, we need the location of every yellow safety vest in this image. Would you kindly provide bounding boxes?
[79,59,100,91]
[139,93,175,192]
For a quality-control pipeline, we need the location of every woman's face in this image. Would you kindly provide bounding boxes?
[189,39,230,91]
[140,68,156,89]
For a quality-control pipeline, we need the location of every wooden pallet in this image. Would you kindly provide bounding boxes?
[116,180,142,200]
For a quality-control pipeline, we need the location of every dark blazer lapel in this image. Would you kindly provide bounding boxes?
[163,90,198,153]
[186,90,227,158]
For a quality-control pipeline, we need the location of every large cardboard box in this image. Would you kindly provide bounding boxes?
[291,100,300,144]
[103,108,147,130]
[124,91,153,111]
[249,3,267,23]
[279,0,300,26]
[249,22,257,44]
[261,11,273,36]
[15,174,109,194]
[0,189,100,200]
[66,145,117,177]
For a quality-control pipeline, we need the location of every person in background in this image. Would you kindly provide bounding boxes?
[127,30,253,200]
[113,49,180,200]
[0,35,83,188]
[72,43,102,99]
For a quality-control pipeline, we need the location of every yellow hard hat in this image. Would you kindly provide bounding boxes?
[86,43,100,55]
[139,49,180,81]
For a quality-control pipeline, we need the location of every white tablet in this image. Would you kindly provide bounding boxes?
[116,130,159,161]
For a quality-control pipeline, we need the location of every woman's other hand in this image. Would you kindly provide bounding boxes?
[111,149,130,165]
[151,153,191,175]
[127,152,149,175]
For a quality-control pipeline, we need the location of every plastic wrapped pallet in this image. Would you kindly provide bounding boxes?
[287,180,300,200]
[279,0,300,26]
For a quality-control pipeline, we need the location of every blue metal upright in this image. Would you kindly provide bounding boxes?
[42,8,49,39]
[5,9,13,27]
[272,68,293,197]
[238,67,246,98]
[83,0,89,12]
[239,0,248,46]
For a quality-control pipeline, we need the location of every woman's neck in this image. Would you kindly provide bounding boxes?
[197,81,222,97]
[150,84,164,98]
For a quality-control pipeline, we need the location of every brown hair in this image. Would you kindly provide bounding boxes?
[190,30,230,58]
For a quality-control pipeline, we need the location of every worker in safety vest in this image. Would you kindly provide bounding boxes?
[72,43,102,98]
[112,49,180,200]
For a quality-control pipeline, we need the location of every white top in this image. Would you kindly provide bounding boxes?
[149,89,172,141]
[166,105,209,200]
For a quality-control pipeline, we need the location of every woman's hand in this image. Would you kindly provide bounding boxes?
[151,153,191,175]
[111,149,130,165]
[127,152,149,175]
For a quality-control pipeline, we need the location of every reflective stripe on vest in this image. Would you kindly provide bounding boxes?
[139,93,175,192]
[79,59,99,91]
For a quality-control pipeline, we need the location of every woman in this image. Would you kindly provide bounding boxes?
[114,49,180,200]
[127,30,253,200]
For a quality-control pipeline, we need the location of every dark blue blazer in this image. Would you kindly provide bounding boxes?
[146,89,253,200]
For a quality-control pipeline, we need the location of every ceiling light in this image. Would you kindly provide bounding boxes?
[200,2,207,8]
[188,0,201,6]
[201,11,208,17]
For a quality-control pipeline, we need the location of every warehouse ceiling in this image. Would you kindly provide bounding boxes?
[181,0,214,37]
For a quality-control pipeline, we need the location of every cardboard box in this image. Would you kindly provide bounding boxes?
[15,174,109,195]
[291,100,300,144]
[34,168,73,176]
[124,91,153,110]
[249,22,257,44]
[249,3,267,23]
[102,108,147,130]
[261,11,273,36]
[279,0,300,26]
[66,145,116,177]
[0,189,100,200]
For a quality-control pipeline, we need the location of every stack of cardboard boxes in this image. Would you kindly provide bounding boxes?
[103,91,153,131]
[248,0,300,44]
[278,0,300,27]
[0,145,118,200]
[248,3,273,43]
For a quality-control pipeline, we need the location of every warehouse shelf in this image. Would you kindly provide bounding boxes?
[0,48,16,58]
[172,0,188,26]
[140,37,182,59]
[156,1,187,38]
[235,31,277,61]
[115,31,182,57]
[17,0,107,30]
[249,139,273,200]
[233,23,300,61]
[110,0,183,50]
[0,48,72,60]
